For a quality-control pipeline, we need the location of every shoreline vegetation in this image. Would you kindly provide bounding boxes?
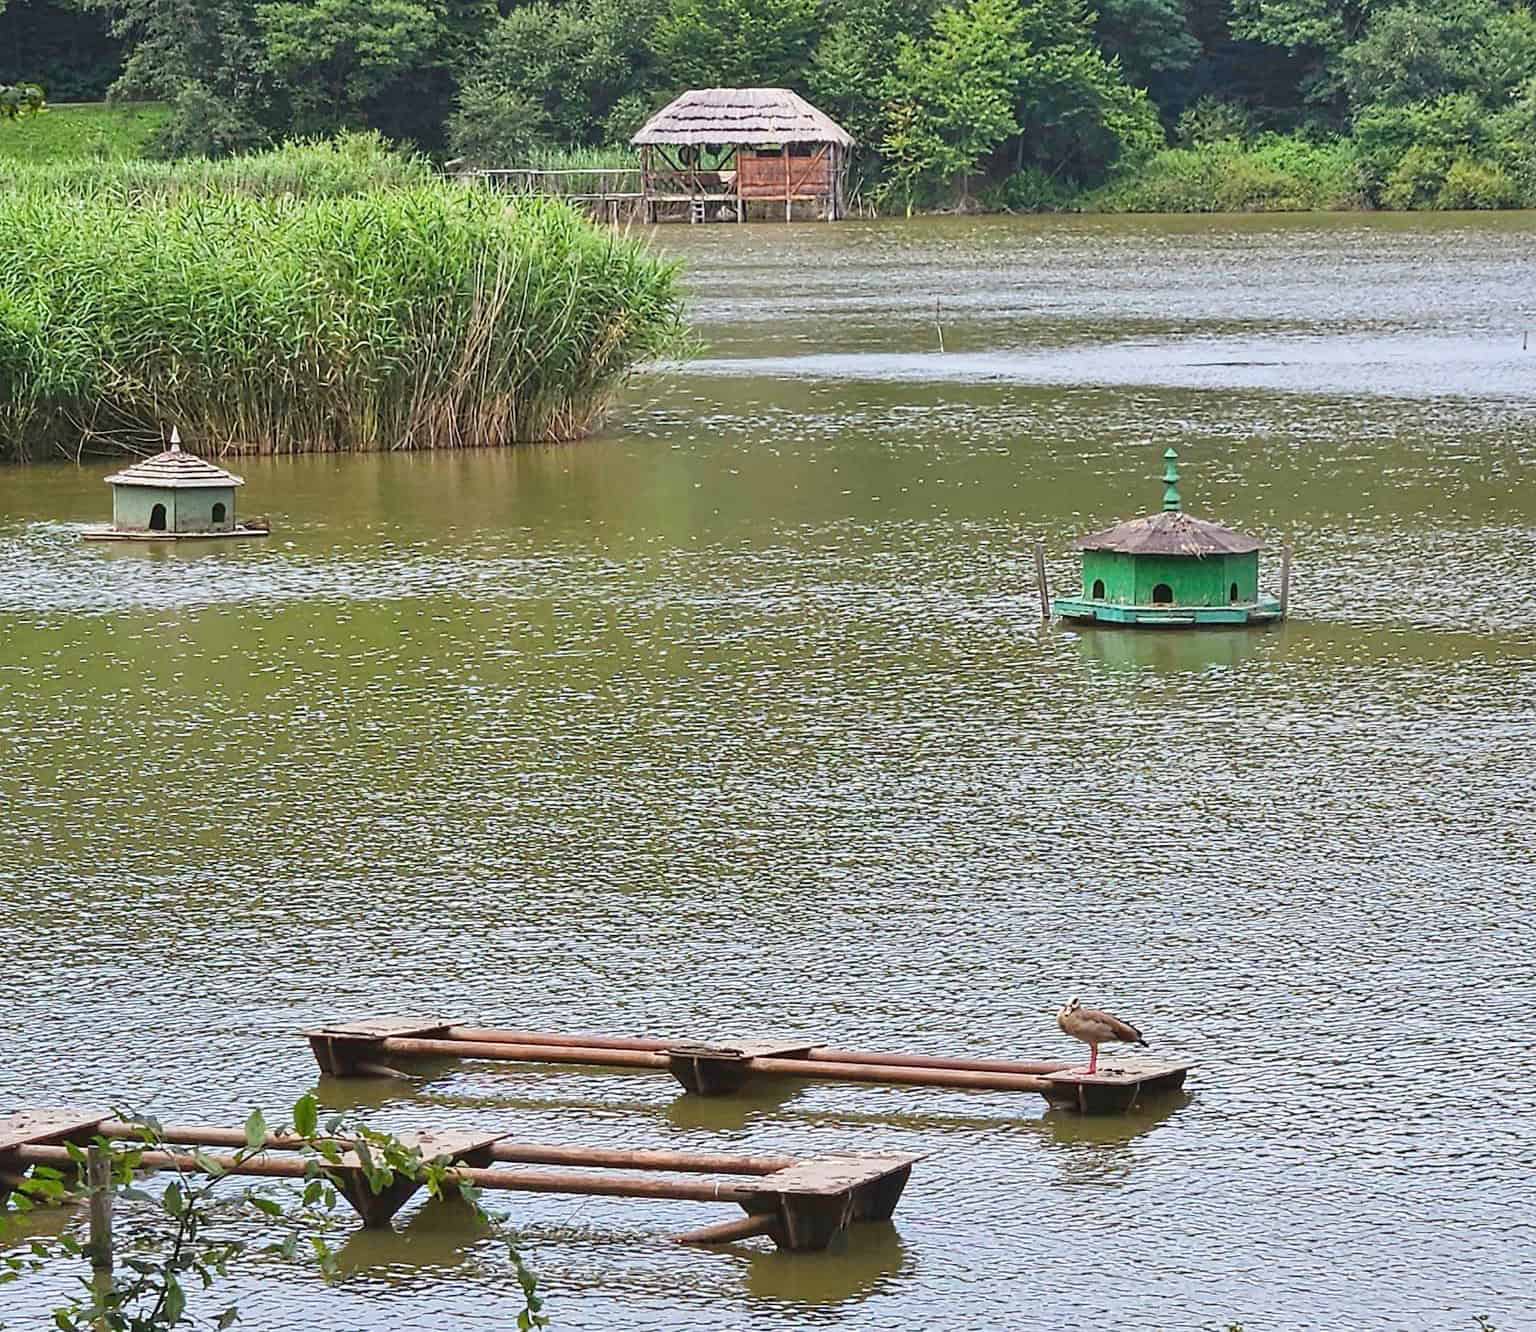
[0,136,688,464]
[8,105,1536,219]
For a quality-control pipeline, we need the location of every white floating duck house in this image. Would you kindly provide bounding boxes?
[87,435,268,541]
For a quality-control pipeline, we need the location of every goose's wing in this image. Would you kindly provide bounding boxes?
[1077,1007,1144,1044]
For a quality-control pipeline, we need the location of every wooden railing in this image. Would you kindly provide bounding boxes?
[463,167,643,201]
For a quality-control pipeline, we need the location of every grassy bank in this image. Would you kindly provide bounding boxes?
[0,100,169,163]
[0,170,687,461]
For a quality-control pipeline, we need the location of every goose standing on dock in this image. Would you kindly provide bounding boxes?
[1056,998,1148,1073]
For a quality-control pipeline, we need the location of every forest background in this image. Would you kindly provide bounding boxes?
[4,0,1536,211]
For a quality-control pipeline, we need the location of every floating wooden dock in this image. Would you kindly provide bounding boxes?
[0,1108,917,1252]
[308,1019,1192,1115]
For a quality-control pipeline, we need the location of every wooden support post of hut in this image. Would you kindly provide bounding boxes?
[1051,448,1286,628]
[631,88,854,224]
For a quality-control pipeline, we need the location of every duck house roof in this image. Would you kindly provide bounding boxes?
[104,443,244,490]
[1076,509,1261,556]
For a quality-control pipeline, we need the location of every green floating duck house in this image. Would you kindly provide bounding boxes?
[1052,449,1286,628]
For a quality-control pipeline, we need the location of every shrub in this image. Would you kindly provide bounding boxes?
[1435,156,1520,208]
[981,165,1072,211]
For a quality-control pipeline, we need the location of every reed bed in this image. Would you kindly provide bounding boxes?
[0,132,435,204]
[0,182,687,460]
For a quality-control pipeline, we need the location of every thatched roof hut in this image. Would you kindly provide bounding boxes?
[630,88,854,223]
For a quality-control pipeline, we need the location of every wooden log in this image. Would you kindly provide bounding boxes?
[485,1143,796,1176]
[695,1054,1051,1094]
[1035,540,1050,620]
[379,1036,671,1069]
[442,1026,1066,1075]
[807,1049,1070,1077]
[86,1145,113,1273]
[673,1213,778,1246]
[446,1164,754,1205]
[91,1121,793,1177]
[17,1145,309,1181]
[447,1027,671,1053]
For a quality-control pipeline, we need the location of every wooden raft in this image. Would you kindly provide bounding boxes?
[0,1108,917,1253]
[307,1018,1192,1116]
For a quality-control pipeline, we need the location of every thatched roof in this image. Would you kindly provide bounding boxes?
[632,88,854,147]
[105,443,244,490]
[1077,510,1260,556]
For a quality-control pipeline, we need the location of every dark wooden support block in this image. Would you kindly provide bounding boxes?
[665,1038,818,1097]
[773,1191,854,1252]
[851,1163,913,1221]
[1039,1058,1192,1115]
[306,1019,454,1078]
[323,1128,504,1229]
[328,1169,422,1228]
[746,1152,922,1252]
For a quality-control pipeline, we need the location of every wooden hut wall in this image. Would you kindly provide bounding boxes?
[737,145,835,199]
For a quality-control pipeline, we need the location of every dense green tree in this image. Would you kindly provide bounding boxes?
[1092,0,1198,93]
[884,0,1026,202]
[651,0,819,88]
[448,0,663,160]
[808,0,935,151]
[0,0,123,101]
[257,0,441,131]
[95,0,275,154]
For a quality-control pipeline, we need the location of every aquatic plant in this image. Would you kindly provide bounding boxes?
[0,178,687,460]
[0,1095,548,1330]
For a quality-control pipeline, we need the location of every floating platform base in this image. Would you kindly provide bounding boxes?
[82,525,270,542]
[0,1108,917,1253]
[1052,596,1283,628]
[1039,1057,1192,1114]
[307,1018,1193,1117]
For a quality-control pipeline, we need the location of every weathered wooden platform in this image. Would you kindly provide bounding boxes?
[307,1018,1192,1116]
[0,1108,918,1253]
[81,525,270,542]
[1040,1058,1193,1114]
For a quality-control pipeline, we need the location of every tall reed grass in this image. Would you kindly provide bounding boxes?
[0,181,687,460]
[0,132,435,204]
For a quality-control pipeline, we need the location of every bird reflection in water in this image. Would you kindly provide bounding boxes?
[1038,1090,1194,1185]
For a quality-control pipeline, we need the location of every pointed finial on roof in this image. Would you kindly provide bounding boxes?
[1161,447,1181,512]
[170,426,182,453]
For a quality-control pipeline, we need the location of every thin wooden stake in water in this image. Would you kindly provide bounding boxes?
[86,1144,113,1274]
[1034,541,1050,620]
[934,297,945,353]
[1280,544,1293,617]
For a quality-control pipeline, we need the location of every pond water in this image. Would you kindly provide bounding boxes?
[2,213,1534,1331]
